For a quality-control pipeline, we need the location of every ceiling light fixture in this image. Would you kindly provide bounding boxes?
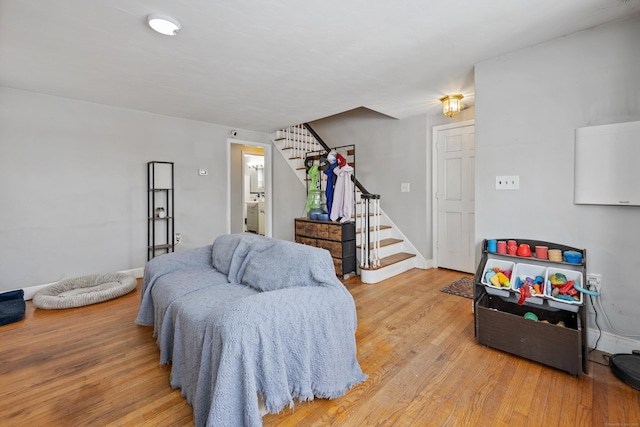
[147,14,181,36]
[439,94,464,117]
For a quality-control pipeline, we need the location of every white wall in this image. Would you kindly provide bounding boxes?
[0,87,269,293]
[271,144,307,242]
[475,16,640,351]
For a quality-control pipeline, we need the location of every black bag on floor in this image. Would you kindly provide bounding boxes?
[0,289,26,326]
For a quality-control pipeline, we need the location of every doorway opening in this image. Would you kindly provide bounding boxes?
[243,152,265,234]
[227,139,272,237]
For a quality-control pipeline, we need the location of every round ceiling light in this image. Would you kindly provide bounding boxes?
[147,14,181,36]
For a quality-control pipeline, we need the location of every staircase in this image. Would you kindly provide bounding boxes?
[272,124,423,284]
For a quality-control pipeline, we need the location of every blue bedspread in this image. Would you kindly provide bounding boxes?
[136,233,367,426]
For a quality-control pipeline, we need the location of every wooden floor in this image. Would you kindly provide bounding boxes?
[1,268,638,426]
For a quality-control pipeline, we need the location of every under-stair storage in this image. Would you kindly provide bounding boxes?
[474,238,588,376]
[295,218,356,278]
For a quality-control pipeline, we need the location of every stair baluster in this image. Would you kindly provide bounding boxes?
[373,194,381,267]
[360,193,381,269]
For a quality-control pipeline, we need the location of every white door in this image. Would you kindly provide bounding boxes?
[435,123,475,273]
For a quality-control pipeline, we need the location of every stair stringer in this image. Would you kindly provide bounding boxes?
[355,204,428,283]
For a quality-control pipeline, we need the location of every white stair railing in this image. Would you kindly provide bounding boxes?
[360,193,380,269]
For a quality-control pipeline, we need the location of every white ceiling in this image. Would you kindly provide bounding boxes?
[1,0,639,132]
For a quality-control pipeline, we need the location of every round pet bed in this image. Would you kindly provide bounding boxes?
[33,272,137,310]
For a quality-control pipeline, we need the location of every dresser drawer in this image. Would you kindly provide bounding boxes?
[295,221,307,236]
[333,257,343,276]
[295,236,316,246]
[316,239,342,258]
[312,223,329,239]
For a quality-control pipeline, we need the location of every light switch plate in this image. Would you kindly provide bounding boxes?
[495,175,519,190]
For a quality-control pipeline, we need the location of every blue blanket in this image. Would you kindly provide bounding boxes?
[136,233,367,426]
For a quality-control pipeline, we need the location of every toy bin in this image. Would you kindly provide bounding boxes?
[511,263,547,305]
[546,267,584,312]
[481,259,515,297]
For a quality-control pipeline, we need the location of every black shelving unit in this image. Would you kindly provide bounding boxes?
[147,161,174,261]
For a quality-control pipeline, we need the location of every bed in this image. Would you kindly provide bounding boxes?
[136,233,366,426]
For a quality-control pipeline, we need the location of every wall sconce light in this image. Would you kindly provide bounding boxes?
[148,14,181,36]
[439,94,464,117]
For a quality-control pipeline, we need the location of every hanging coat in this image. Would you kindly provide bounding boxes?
[306,164,320,213]
[330,164,354,222]
[323,162,338,215]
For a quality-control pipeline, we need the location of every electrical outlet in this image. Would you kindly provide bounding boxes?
[586,273,601,292]
[175,233,182,244]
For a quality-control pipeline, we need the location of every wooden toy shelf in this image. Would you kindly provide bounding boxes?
[473,238,588,376]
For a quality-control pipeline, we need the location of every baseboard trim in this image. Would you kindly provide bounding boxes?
[19,268,144,300]
[416,259,433,269]
[588,328,640,355]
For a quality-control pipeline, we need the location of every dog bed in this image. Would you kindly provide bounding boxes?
[33,272,137,310]
[0,289,26,326]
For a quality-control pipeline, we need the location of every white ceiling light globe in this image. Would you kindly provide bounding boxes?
[148,14,181,36]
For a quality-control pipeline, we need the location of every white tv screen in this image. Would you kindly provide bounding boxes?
[574,120,640,206]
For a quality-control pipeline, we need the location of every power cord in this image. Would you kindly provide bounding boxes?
[588,291,602,354]
[595,289,640,338]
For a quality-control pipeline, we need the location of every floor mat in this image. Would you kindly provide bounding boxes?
[440,277,474,299]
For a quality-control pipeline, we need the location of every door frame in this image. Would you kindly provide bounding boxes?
[431,119,475,269]
[227,138,272,237]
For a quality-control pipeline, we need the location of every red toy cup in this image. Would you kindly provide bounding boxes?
[497,241,507,254]
[507,240,517,255]
[535,246,548,259]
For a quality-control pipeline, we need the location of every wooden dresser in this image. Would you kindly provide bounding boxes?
[294,218,356,278]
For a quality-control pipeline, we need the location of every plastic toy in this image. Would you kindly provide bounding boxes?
[549,273,567,286]
[573,282,600,297]
[518,284,532,305]
[516,244,532,257]
[485,270,511,287]
[547,273,590,301]
[514,275,544,296]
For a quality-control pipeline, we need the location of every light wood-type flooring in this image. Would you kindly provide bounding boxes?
[1,267,638,426]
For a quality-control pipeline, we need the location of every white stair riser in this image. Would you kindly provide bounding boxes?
[360,257,416,284]
[357,241,405,260]
[356,227,392,243]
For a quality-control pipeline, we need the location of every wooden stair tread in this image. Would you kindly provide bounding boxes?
[360,252,416,270]
[356,238,403,250]
[357,225,392,234]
